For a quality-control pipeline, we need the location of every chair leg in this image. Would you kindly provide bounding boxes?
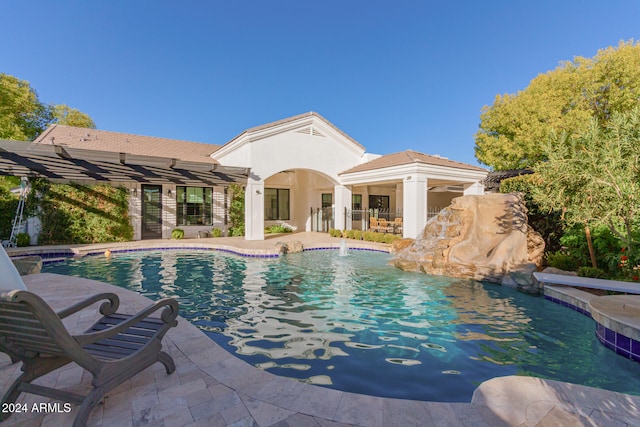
[72,387,104,427]
[157,351,175,374]
[0,371,32,421]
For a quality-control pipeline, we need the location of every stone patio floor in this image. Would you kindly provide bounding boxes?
[2,232,640,426]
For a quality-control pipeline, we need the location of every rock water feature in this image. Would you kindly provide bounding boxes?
[392,193,545,291]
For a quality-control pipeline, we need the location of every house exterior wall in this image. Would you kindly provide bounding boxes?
[120,115,488,241]
[215,119,367,240]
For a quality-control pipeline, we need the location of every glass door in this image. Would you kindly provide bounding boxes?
[141,185,162,239]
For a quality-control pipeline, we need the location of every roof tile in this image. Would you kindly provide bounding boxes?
[340,150,486,174]
[35,125,220,164]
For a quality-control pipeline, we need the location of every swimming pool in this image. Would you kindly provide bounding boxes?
[44,249,640,402]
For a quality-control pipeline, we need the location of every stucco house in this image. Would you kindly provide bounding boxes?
[26,112,487,241]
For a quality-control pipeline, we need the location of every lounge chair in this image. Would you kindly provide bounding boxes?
[369,217,380,232]
[0,290,178,427]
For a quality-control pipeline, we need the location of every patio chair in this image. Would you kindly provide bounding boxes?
[0,290,178,427]
[393,217,403,234]
[377,218,392,233]
[369,217,380,232]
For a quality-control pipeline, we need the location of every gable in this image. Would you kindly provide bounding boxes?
[212,112,366,161]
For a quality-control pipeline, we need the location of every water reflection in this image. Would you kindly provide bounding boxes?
[44,249,640,402]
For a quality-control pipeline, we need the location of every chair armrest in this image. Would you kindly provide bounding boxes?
[74,298,179,346]
[56,292,120,319]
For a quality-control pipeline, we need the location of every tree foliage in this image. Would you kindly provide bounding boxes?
[475,40,640,170]
[52,104,96,128]
[0,73,96,142]
[0,73,53,140]
[532,107,640,254]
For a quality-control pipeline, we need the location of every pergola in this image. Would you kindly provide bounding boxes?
[0,140,249,186]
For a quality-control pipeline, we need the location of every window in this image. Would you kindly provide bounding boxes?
[352,194,362,210]
[265,188,290,220]
[321,193,332,208]
[176,186,213,225]
[369,195,389,210]
[352,194,363,220]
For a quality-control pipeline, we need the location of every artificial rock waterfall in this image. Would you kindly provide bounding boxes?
[392,193,545,288]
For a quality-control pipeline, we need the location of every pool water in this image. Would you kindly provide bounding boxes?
[44,249,640,402]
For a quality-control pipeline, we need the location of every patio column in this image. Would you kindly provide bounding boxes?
[403,173,427,238]
[334,185,352,231]
[244,180,265,240]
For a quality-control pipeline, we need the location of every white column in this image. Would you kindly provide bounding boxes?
[395,182,403,212]
[463,181,485,195]
[244,180,265,240]
[403,173,428,238]
[333,185,352,231]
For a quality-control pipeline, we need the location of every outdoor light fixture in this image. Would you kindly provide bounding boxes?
[167,189,172,197]
[131,188,137,197]
[256,189,262,195]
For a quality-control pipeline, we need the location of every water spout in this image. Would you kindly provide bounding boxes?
[339,239,348,256]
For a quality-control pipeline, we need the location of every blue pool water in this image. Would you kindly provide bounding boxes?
[44,249,640,402]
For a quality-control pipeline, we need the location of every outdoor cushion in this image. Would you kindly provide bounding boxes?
[0,246,27,291]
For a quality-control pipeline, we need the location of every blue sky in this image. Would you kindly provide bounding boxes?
[3,1,639,167]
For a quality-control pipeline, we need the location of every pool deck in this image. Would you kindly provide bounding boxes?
[3,232,640,426]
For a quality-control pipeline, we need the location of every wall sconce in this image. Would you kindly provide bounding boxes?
[167,189,172,197]
[256,189,262,195]
[131,188,137,197]
[406,176,412,181]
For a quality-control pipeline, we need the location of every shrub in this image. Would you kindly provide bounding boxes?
[36,182,133,244]
[0,186,18,240]
[373,232,386,243]
[328,228,342,238]
[353,230,362,240]
[16,232,31,247]
[383,233,398,244]
[228,184,245,237]
[171,228,184,239]
[229,225,245,237]
[545,251,580,271]
[211,228,222,237]
[363,231,374,242]
[577,266,608,279]
[344,229,355,239]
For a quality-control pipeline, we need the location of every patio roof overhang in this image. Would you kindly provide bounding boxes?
[0,140,250,186]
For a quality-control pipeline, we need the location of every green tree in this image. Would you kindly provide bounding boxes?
[532,107,640,264]
[52,104,96,128]
[475,40,640,170]
[0,73,53,140]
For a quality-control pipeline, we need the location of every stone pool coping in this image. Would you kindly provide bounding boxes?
[545,284,640,363]
[2,274,639,426]
[4,232,392,262]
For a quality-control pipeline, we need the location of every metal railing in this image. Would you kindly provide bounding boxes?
[310,207,334,232]
[310,206,445,234]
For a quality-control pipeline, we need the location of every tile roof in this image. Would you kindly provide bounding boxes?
[34,125,221,164]
[339,150,487,174]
